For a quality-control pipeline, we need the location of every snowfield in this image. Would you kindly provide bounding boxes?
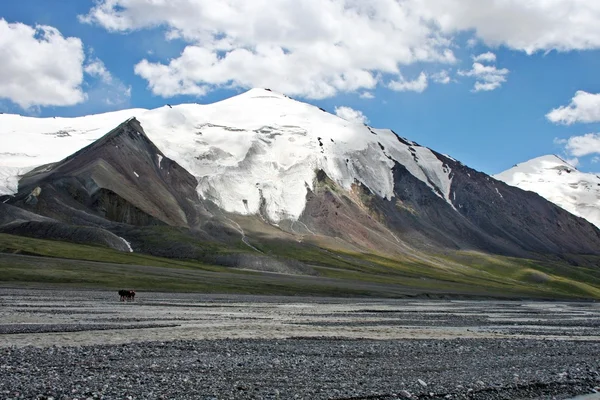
[0,89,456,222]
[495,155,600,228]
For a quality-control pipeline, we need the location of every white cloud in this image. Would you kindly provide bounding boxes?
[81,0,600,99]
[335,106,369,124]
[81,0,456,99]
[84,59,112,83]
[459,62,509,92]
[555,133,600,168]
[431,70,451,84]
[412,0,600,54]
[360,92,375,99]
[389,72,428,93]
[559,133,600,157]
[546,91,600,125]
[0,19,86,108]
[473,52,496,63]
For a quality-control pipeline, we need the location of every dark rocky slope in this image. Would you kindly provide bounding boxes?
[11,118,207,228]
[373,153,600,257]
[0,220,132,252]
[297,153,600,260]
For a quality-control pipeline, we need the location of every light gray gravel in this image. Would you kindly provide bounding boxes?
[1,288,600,399]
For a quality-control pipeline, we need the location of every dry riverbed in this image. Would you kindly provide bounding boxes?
[1,288,599,399]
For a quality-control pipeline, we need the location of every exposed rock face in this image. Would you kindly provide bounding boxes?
[299,170,421,256]
[299,157,600,259]
[11,118,206,228]
[0,203,54,226]
[0,203,131,252]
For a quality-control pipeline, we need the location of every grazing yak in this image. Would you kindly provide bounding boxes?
[118,289,136,302]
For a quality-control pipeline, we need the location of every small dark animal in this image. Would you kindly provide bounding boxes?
[118,289,136,302]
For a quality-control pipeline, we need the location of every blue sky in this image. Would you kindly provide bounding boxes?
[1,0,600,175]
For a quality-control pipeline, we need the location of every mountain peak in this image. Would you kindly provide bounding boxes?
[241,87,290,98]
[495,154,600,228]
[501,154,577,177]
[215,88,294,105]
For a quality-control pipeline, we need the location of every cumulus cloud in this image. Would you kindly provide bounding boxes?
[84,59,112,83]
[335,106,369,124]
[80,0,600,99]
[555,133,600,168]
[360,92,375,99]
[0,19,85,108]
[546,91,600,125]
[559,133,600,157]
[389,72,428,93]
[81,0,456,99]
[459,62,509,92]
[473,52,496,63]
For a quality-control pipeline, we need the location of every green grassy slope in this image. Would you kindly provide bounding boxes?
[1,233,599,299]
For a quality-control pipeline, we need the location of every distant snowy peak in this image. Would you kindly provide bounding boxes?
[495,155,600,228]
[0,88,455,222]
[500,155,577,175]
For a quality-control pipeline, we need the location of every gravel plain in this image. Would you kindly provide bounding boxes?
[1,288,599,399]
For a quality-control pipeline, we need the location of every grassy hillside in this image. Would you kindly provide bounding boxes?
[1,233,599,299]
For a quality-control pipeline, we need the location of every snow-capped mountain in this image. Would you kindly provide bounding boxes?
[2,89,600,263]
[0,88,452,223]
[495,155,600,228]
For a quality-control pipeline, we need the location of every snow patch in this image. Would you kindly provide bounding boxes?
[117,236,134,253]
[133,171,139,178]
[442,153,457,162]
[0,166,29,196]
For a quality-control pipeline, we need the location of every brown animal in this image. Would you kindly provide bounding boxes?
[118,289,136,301]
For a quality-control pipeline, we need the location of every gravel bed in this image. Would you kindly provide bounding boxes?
[486,329,600,337]
[1,338,599,400]
[0,323,179,335]
[2,289,600,399]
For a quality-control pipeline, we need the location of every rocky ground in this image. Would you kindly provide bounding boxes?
[1,288,600,399]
